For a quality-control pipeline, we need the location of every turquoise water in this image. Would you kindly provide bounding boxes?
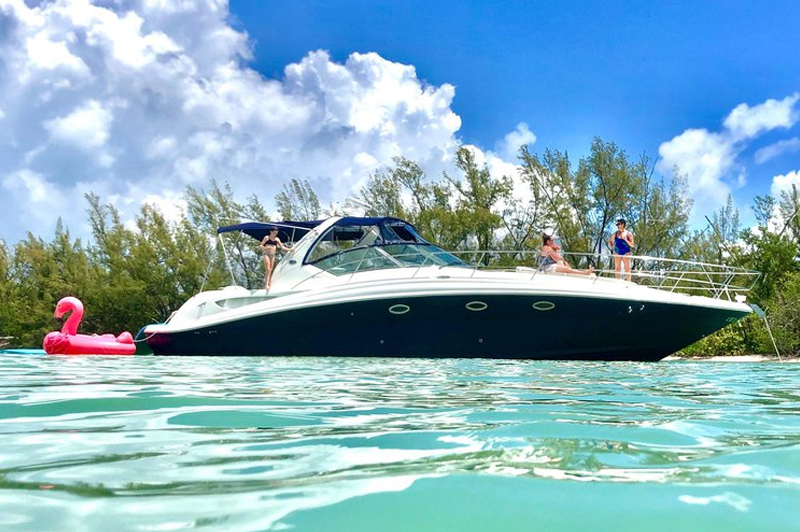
[0,355,798,532]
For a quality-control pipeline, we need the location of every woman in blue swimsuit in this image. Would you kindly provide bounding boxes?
[608,218,635,281]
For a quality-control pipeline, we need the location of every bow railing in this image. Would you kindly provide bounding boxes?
[290,247,759,302]
[452,250,760,301]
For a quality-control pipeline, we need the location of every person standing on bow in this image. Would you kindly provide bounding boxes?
[261,226,290,290]
[608,218,635,281]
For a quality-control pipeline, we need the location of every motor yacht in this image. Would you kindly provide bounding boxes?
[143,216,758,360]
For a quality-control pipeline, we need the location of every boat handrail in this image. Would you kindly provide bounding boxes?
[456,250,760,299]
[289,248,759,301]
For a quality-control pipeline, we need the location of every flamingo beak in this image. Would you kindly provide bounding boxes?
[54,304,64,319]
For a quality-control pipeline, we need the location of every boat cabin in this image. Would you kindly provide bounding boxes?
[218,216,466,290]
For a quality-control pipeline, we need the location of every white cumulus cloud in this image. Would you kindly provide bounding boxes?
[1,169,71,236]
[771,169,800,198]
[757,168,800,234]
[462,126,538,211]
[496,122,537,160]
[723,93,799,140]
[25,30,90,75]
[657,93,800,215]
[45,99,114,149]
[658,128,737,207]
[0,0,464,244]
[754,137,800,164]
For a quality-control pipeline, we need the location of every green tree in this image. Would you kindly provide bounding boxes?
[767,271,800,355]
[0,240,10,345]
[697,194,743,265]
[686,188,800,357]
[448,147,513,254]
[518,145,591,258]
[776,184,800,246]
[127,205,214,323]
[3,221,95,346]
[360,166,407,219]
[497,150,547,254]
[83,193,147,335]
[358,156,465,249]
[740,194,800,303]
[518,139,691,270]
[5,235,62,346]
[627,160,691,259]
[275,178,322,220]
[185,180,269,289]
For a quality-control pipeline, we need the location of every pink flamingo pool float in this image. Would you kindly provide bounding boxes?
[42,296,135,355]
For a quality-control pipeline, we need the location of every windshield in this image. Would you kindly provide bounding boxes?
[313,243,465,274]
[305,220,466,274]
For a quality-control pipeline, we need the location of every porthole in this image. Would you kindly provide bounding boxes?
[532,301,555,311]
[465,301,488,312]
[389,304,410,315]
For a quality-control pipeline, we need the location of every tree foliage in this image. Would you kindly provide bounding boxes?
[768,271,800,354]
[275,178,322,221]
[0,138,797,357]
[518,138,691,269]
[185,180,270,289]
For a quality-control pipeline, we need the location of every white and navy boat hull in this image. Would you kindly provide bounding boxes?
[144,276,751,361]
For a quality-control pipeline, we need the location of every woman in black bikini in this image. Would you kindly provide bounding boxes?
[260,226,290,289]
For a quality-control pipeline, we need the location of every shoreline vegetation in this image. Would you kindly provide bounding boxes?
[1,139,798,357]
[667,354,800,362]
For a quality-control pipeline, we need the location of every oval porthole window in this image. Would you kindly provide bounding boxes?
[466,301,488,312]
[389,304,411,315]
[532,301,556,311]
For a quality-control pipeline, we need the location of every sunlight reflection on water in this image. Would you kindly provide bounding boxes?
[0,355,798,531]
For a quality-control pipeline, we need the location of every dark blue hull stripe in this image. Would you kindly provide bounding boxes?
[146,294,748,361]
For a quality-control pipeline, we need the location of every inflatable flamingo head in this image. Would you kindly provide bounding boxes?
[54,296,84,319]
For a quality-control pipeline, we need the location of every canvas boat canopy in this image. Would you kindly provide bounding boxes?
[217,217,427,244]
[217,221,323,243]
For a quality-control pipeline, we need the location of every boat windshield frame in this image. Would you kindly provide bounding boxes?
[304,219,467,274]
[310,243,468,275]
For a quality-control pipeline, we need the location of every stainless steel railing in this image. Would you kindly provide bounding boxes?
[289,248,759,301]
[452,250,760,300]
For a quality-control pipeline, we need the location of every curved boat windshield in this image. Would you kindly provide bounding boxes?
[306,219,466,274]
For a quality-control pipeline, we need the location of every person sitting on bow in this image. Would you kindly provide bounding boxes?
[538,234,595,277]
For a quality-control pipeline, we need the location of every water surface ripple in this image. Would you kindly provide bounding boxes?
[0,356,798,531]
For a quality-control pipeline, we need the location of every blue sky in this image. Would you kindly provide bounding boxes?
[232,0,800,219]
[0,0,798,243]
